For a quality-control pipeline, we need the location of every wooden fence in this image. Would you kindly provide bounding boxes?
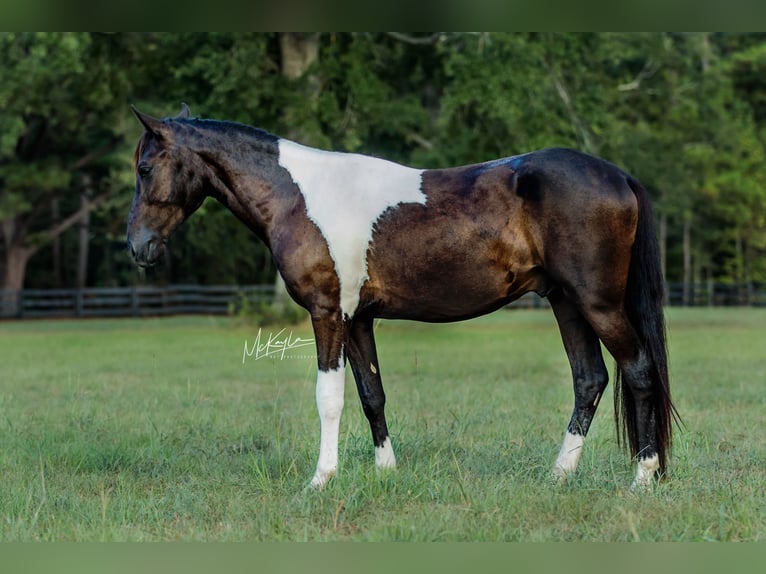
[514,283,766,308]
[0,282,764,320]
[665,282,766,307]
[0,284,275,319]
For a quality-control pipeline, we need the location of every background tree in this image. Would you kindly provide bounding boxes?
[2,32,764,303]
[0,33,138,313]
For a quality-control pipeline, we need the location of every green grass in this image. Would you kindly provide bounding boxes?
[0,308,764,541]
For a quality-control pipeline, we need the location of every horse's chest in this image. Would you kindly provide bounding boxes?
[278,140,426,318]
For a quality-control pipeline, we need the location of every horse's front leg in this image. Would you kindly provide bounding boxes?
[346,316,396,471]
[309,311,347,489]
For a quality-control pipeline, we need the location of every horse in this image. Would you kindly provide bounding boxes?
[127,104,678,491]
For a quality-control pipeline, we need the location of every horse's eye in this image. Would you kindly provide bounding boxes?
[138,163,152,177]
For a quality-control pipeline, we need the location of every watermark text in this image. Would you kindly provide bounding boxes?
[242,328,315,363]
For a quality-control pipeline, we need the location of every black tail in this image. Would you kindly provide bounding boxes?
[615,177,680,474]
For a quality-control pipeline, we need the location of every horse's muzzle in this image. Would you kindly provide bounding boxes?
[127,227,164,268]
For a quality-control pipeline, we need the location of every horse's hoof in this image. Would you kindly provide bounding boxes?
[629,476,656,492]
[308,469,335,490]
[630,454,659,492]
[551,463,572,485]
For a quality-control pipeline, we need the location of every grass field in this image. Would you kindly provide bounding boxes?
[0,307,764,541]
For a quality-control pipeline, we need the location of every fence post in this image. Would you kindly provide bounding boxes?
[131,287,139,317]
[17,289,24,319]
[75,289,84,317]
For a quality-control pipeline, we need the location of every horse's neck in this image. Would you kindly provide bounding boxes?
[187,123,293,239]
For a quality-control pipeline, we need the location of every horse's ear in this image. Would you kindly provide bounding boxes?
[176,103,191,119]
[130,105,169,139]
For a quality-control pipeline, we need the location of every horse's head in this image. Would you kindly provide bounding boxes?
[127,103,206,267]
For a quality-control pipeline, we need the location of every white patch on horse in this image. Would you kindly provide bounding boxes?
[631,453,659,491]
[375,437,396,470]
[553,431,584,481]
[278,139,426,318]
[310,357,346,489]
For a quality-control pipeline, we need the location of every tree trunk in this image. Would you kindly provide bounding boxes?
[659,212,667,305]
[2,245,31,291]
[1,212,33,316]
[682,213,692,306]
[734,229,743,285]
[77,174,93,288]
[52,195,62,288]
[279,33,320,81]
[1,191,107,305]
[744,237,754,306]
[1,244,32,316]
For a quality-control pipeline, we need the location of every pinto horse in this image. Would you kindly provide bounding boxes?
[127,104,678,490]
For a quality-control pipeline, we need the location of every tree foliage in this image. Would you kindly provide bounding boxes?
[2,32,765,292]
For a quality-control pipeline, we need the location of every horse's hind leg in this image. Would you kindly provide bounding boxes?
[346,317,396,470]
[579,303,662,490]
[549,290,609,481]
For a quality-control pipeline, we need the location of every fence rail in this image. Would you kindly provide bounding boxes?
[0,284,275,319]
[1,282,764,320]
[665,282,766,307]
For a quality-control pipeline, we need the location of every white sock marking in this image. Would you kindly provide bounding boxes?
[375,437,397,469]
[631,453,659,491]
[278,140,426,318]
[310,359,346,489]
[553,431,584,480]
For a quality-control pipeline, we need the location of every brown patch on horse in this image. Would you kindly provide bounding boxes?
[359,162,547,321]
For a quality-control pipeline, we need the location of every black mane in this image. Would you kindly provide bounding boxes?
[172,117,280,154]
